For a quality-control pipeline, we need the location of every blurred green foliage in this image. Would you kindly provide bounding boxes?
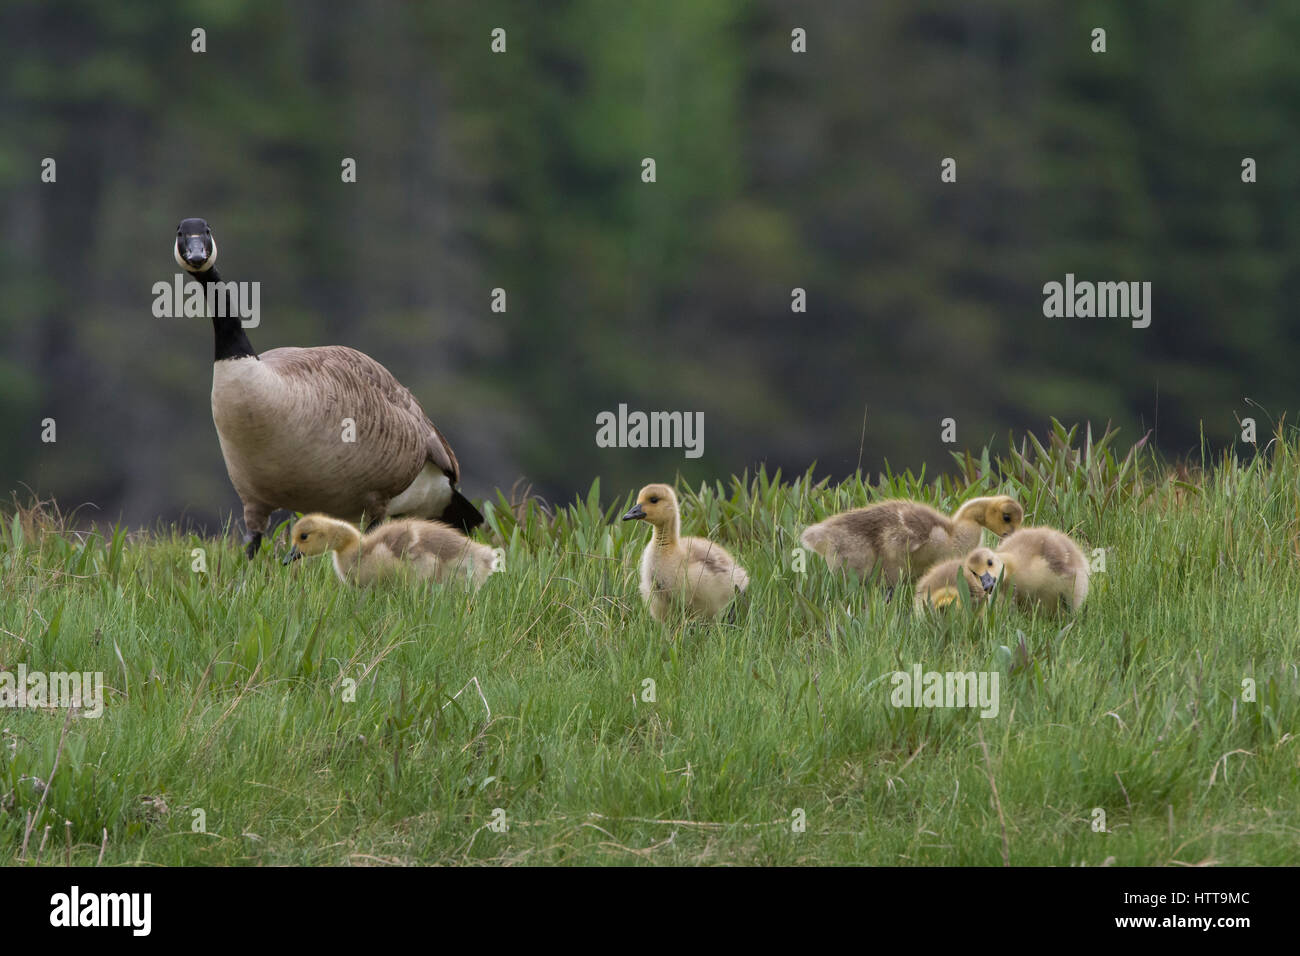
[1,0,1296,529]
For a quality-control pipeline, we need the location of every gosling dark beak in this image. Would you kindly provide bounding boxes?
[979,572,996,592]
[622,504,646,521]
[283,547,302,566]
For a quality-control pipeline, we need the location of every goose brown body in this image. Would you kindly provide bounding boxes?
[800,495,1023,585]
[995,527,1090,611]
[213,346,464,534]
[289,513,497,588]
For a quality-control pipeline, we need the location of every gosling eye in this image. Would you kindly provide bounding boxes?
[299,532,308,541]
[1003,514,1012,522]
[648,496,660,504]
[987,560,994,567]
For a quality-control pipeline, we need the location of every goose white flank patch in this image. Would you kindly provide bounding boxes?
[995,526,1090,612]
[174,218,483,558]
[913,547,1004,614]
[800,495,1023,585]
[286,513,497,589]
[622,483,748,622]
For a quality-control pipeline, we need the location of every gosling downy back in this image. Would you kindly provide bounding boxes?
[801,495,1023,585]
[288,513,497,589]
[623,483,748,622]
[995,526,1089,611]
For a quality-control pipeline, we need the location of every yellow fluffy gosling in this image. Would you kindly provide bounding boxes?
[622,484,749,622]
[800,495,1023,586]
[286,513,496,589]
[914,547,1005,613]
[995,527,1089,611]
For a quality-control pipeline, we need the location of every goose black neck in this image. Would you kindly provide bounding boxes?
[191,267,258,362]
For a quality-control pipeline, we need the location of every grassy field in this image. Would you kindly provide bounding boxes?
[1,421,1297,866]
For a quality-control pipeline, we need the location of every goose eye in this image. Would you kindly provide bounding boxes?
[1003,515,1011,522]
[648,496,659,504]
[299,533,308,541]
[987,560,994,566]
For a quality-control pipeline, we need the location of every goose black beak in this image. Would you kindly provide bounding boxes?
[182,237,209,267]
[979,572,996,592]
[622,504,646,521]
[283,547,303,565]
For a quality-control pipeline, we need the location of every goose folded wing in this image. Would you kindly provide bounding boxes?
[268,345,461,483]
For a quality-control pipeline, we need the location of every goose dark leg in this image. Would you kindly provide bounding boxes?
[241,502,272,560]
[361,494,389,533]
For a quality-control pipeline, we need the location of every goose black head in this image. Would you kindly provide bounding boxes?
[175,218,217,272]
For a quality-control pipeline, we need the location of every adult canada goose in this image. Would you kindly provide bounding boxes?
[800,495,1023,586]
[175,218,483,558]
[622,483,749,622]
[913,547,1004,613]
[285,513,497,589]
[995,527,1090,612]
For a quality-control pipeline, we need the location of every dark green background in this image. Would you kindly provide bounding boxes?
[2,1,1295,529]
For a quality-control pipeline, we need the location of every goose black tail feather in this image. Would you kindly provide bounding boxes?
[440,490,486,534]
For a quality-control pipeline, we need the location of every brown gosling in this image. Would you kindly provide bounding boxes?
[286,513,497,589]
[800,495,1024,586]
[622,484,749,622]
[914,547,1005,614]
[995,527,1090,612]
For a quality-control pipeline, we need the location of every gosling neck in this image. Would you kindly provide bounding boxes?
[952,497,995,530]
[327,522,364,574]
[950,498,993,551]
[651,512,681,549]
[188,266,258,362]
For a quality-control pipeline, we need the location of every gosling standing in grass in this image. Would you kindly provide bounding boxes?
[800,495,1023,586]
[914,547,1004,613]
[622,484,749,622]
[994,527,1090,611]
[286,514,497,589]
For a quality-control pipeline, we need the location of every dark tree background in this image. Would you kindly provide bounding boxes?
[1,0,1296,530]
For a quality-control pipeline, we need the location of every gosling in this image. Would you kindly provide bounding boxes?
[995,527,1090,612]
[800,495,1023,586]
[622,484,749,622]
[285,513,497,589]
[914,547,1004,613]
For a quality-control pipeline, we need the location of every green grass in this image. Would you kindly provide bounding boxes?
[1,420,1298,865]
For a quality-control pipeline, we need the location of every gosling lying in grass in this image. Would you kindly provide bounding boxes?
[622,483,749,622]
[914,547,1004,613]
[995,527,1089,612]
[285,513,496,589]
[800,495,1023,586]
